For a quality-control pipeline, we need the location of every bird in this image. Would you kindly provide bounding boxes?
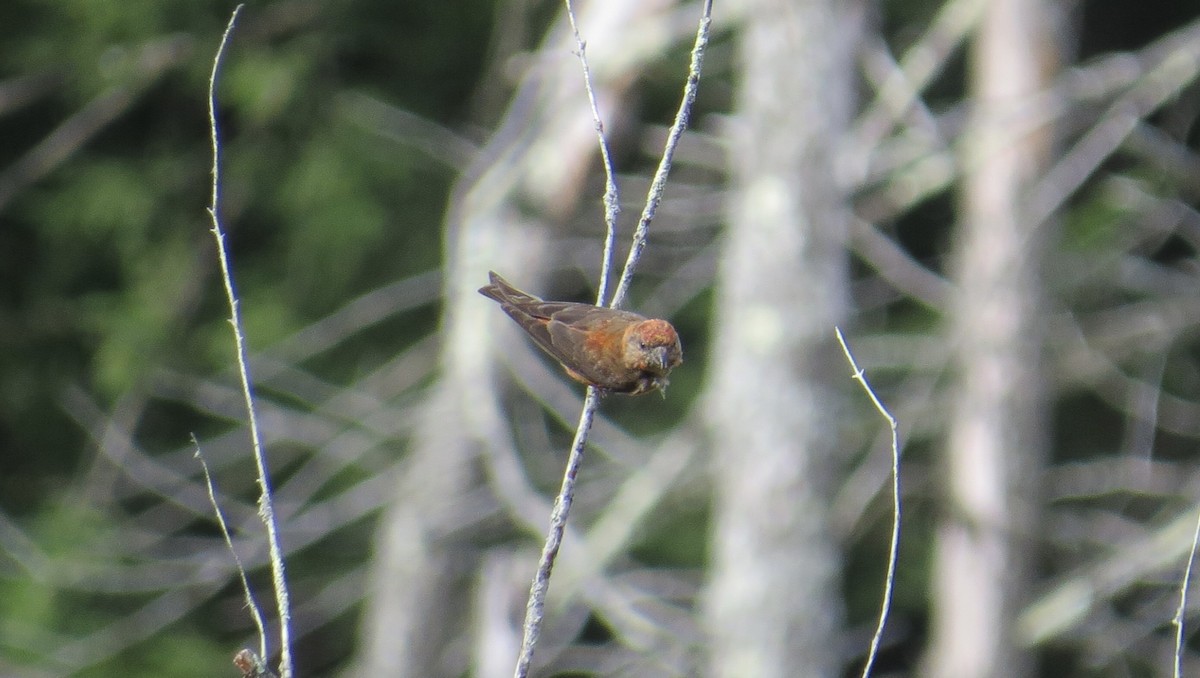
[479,271,683,396]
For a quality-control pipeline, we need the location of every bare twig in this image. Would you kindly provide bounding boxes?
[611,0,714,310]
[1025,28,1200,230]
[512,387,601,678]
[836,328,902,678]
[562,0,621,307]
[511,2,714,676]
[1173,507,1200,678]
[193,436,269,664]
[207,7,294,677]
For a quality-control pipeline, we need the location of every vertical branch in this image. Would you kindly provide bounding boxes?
[510,2,714,677]
[207,7,294,677]
[1173,510,1200,678]
[836,329,902,678]
[610,0,712,309]
[561,0,621,306]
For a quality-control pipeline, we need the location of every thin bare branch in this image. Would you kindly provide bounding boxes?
[836,328,902,678]
[1173,508,1200,678]
[512,387,601,678]
[611,0,713,310]
[511,1,714,676]
[193,436,269,663]
[207,6,294,677]
[562,0,622,306]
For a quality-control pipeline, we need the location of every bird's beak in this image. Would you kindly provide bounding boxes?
[650,346,670,372]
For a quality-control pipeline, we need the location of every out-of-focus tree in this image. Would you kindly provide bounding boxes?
[1,1,1199,677]
[925,0,1059,675]
[702,0,859,676]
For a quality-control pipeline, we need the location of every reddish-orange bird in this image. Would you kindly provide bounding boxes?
[479,271,683,396]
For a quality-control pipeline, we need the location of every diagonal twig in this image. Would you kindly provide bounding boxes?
[193,436,269,665]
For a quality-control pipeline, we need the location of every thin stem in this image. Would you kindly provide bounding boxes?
[611,0,713,309]
[512,388,601,678]
[562,0,622,307]
[835,327,901,678]
[193,436,268,664]
[1173,506,1200,678]
[207,7,294,677]
[511,2,714,676]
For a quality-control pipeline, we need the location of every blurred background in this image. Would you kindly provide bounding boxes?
[2,0,1200,676]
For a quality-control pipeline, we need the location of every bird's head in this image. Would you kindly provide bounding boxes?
[623,319,683,376]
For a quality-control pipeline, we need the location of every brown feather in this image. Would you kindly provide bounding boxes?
[479,271,681,394]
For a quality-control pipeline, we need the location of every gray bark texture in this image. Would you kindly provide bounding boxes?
[926,0,1057,675]
[703,1,861,676]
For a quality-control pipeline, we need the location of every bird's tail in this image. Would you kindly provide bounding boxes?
[478,271,542,305]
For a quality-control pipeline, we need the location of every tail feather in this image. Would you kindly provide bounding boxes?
[478,271,542,305]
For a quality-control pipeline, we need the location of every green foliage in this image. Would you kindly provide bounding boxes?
[1,0,1198,675]
[0,2,481,670]
[0,0,476,467]
[76,632,232,678]
[1062,179,1136,253]
[224,49,309,126]
[0,503,232,676]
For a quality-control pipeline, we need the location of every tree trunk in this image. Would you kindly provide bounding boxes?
[704,1,859,676]
[925,0,1057,675]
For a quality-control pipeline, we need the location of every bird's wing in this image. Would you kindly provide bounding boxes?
[480,272,648,389]
[546,309,642,386]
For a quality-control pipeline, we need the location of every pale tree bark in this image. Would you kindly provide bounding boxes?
[704,1,860,676]
[352,148,548,678]
[926,0,1058,676]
